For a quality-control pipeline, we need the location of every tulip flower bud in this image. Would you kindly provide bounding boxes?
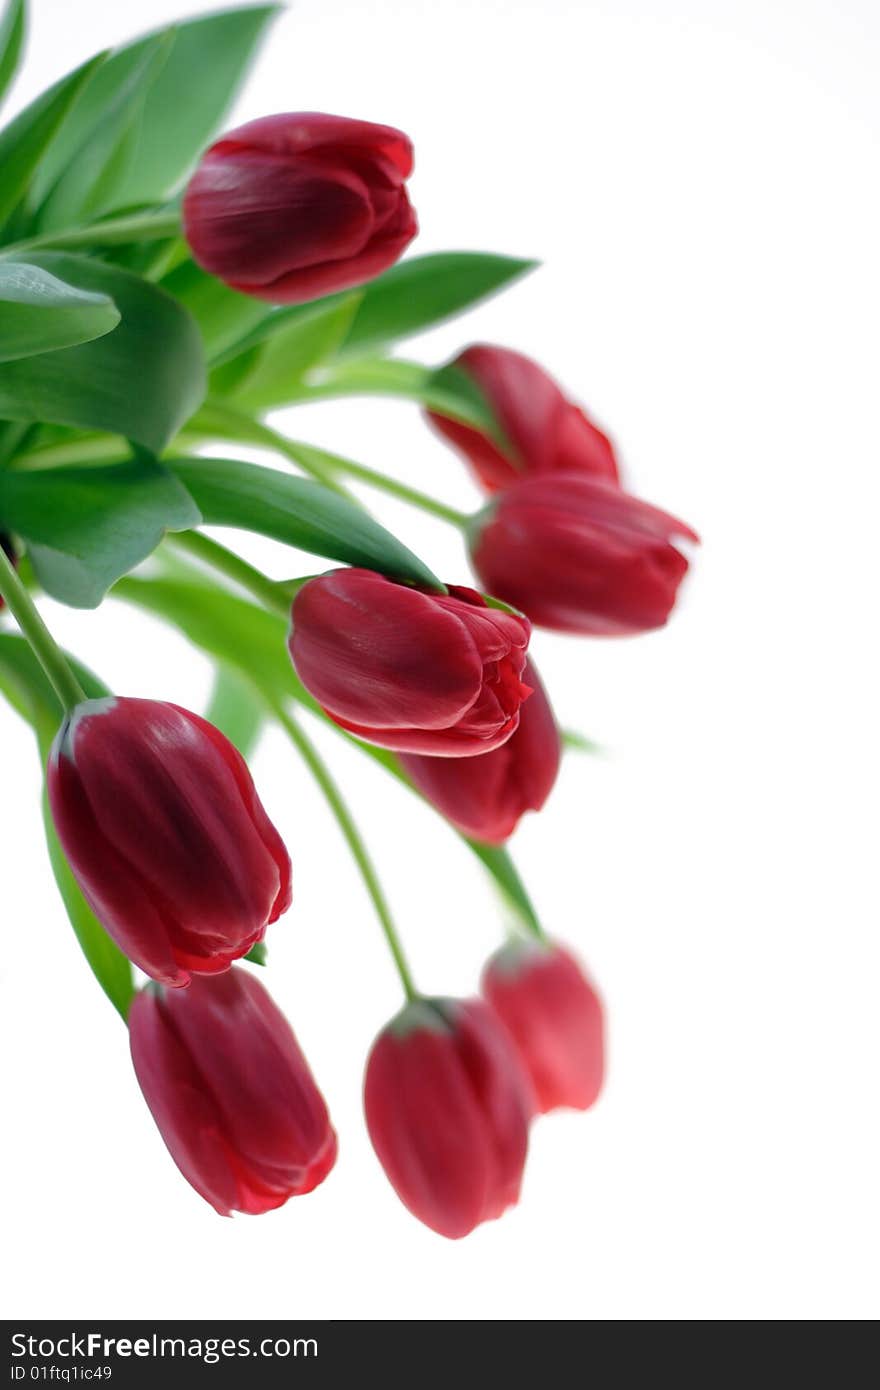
[130,969,336,1215]
[47,698,291,987]
[426,344,619,492]
[364,997,531,1238]
[182,112,417,304]
[289,568,532,755]
[399,659,560,843]
[469,473,698,636]
[482,939,604,1113]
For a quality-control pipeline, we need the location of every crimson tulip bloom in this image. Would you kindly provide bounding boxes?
[399,659,560,843]
[426,344,619,492]
[469,473,698,636]
[482,940,604,1113]
[289,569,532,755]
[364,997,531,1238]
[48,698,291,987]
[130,969,336,1215]
[182,112,417,304]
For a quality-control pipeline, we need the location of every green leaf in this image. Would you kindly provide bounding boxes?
[33,31,174,231]
[0,0,26,110]
[205,664,264,758]
[168,455,443,591]
[463,842,544,936]
[0,260,119,362]
[116,574,297,702]
[211,294,362,406]
[162,259,269,361]
[0,51,105,230]
[337,252,538,359]
[0,252,206,452]
[562,728,603,755]
[0,458,200,607]
[108,4,281,208]
[0,632,135,1020]
[283,357,503,438]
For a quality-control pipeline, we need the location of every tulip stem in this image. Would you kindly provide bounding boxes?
[272,702,419,1002]
[167,531,292,618]
[0,544,86,712]
[281,440,471,529]
[0,209,181,260]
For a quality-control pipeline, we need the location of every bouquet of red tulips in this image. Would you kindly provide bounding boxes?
[0,2,697,1237]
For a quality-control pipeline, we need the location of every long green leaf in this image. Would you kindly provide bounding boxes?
[336,252,538,359]
[0,52,105,230]
[279,357,502,438]
[116,574,296,701]
[168,456,443,590]
[0,458,200,607]
[0,260,119,362]
[0,252,205,452]
[109,4,281,207]
[0,633,136,1019]
[162,259,269,361]
[205,664,265,758]
[211,295,362,406]
[34,30,173,230]
[0,0,25,110]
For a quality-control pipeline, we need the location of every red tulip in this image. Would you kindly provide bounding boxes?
[482,939,604,1113]
[399,659,560,843]
[130,969,336,1215]
[182,112,417,304]
[47,698,291,987]
[426,344,619,492]
[364,997,531,1238]
[470,473,698,635]
[289,569,532,755]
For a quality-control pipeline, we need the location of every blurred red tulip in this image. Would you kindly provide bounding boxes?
[470,473,698,635]
[427,344,619,491]
[483,939,604,1113]
[130,969,336,1215]
[364,997,532,1238]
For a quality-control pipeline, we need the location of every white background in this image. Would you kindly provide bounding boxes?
[1,0,878,1321]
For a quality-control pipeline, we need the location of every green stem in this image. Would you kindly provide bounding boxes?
[272,702,418,1002]
[0,544,85,711]
[0,209,181,260]
[192,400,469,527]
[284,440,469,528]
[6,435,129,470]
[190,402,353,498]
[167,531,291,618]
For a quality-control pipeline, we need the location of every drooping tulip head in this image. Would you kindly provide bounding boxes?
[426,344,619,492]
[47,698,291,987]
[364,997,532,1238]
[469,473,698,636]
[130,969,336,1215]
[482,939,604,1113]
[288,568,532,755]
[183,112,417,304]
[399,659,560,843]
